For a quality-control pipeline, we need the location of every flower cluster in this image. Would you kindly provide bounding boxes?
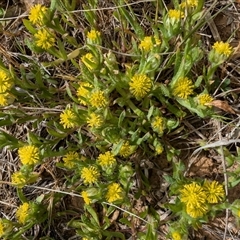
[81,166,100,185]
[0,219,4,237]
[129,74,152,99]
[87,113,103,128]
[77,82,93,106]
[168,9,184,20]
[97,151,116,168]
[81,53,98,70]
[34,28,55,50]
[197,93,213,106]
[16,203,30,224]
[18,145,40,165]
[0,69,13,106]
[212,41,232,57]
[60,108,77,129]
[152,116,166,135]
[87,29,101,44]
[180,181,225,218]
[172,77,194,99]
[63,151,79,168]
[28,4,47,25]
[89,90,108,108]
[119,141,134,158]
[106,183,123,203]
[11,171,27,187]
[81,191,91,205]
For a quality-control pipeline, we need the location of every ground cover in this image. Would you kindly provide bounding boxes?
[0,0,240,239]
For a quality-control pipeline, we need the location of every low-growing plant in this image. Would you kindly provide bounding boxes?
[0,0,239,239]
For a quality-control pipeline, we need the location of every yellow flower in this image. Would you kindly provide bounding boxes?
[34,28,55,50]
[28,4,47,25]
[181,0,198,8]
[237,209,240,217]
[81,191,91,205]
[18,145,40,165]
[60,109,77,129]
[203,180,225,203]
[168,9,184,19]
[212,41,232,57]
[139,36,153,52]
[172,77,194,99]
[0,219,4,237]
[172,231,181,240]
[89,90,108,108]
[81,166,100,184]
[77,82,93,106]
[11,171,27,187]
[186,204,208,218]
[81,53,97,70]
[119,142,133,158]
[63,151,79,168]
[97,151,116,167]
[154,36,161,46]
[180,182,207,218]
[197,94,213,106]
[152,116,166,135]
[0,93,8,106]
[129,74,152,99]
[16,203,30,224]
[87,113,103,128]
[0,70,12,93]
[87,29,100,41]
[155,144,164,155]
[106,183,123,203]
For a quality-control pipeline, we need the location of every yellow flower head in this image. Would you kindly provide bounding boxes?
[168,9,184,19]
[87,113,103,128]
[12,171,27,187]
[106,183,123,203]
[155,144,164,155]
[81,191,91,205]
[129,74,152,99]
[197,94,213,106]
[139,36,154,52]
[28,4,47,25]
[212,41,232,57]
[0,70,12,93]
[172,77,194,99]
[87,29,100,41]
[60,109,77,129]
[81,53,97,70]
[180,182,207,218]
[97,151,116,167]
[34,28,55,50]
[0,93,9,106]
[77,82,93,106]
[152,116,166,135]
[0,219,4,237]
[81,166,100,184]
[18,145,40,165]
[203,180,225,203]
[89,90,108,108]
[63,151,79,168]
[180,0,198,8]
[172,231,181,240]
[119,141,133,158]
[16,203,30,224]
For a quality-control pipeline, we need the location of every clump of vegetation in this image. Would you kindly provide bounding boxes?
[0,0,240,239]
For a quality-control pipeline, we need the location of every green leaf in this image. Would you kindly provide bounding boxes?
[22,19,37,34]
[85,204,100,227]
[118,110,126,127]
